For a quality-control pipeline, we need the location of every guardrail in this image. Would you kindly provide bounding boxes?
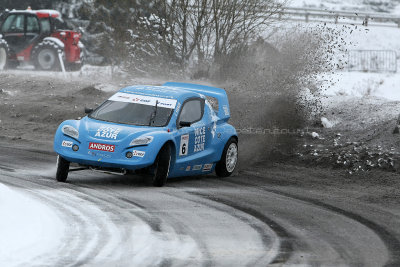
[348,50,397,73]
[279,7,400,28]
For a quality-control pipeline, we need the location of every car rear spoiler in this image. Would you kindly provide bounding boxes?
[163,82,231,122]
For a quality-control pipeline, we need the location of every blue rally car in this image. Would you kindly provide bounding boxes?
[54,82,238,186]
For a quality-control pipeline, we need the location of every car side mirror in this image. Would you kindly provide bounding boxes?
[84,107,93,114]
[179,121,191,128]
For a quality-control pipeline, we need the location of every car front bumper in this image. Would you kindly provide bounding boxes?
[55,139,155,171]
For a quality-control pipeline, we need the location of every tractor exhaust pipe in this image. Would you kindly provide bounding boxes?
[58,50,66,77]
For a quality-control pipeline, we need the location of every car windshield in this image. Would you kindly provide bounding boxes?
[89,100,174,127]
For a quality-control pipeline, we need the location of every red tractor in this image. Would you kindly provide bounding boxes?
[0,8,84,71]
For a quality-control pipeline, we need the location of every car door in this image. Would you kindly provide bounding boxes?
[175,98,205,168]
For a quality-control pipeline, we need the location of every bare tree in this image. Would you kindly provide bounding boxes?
[211,0,284,59]
[155,0,284,70]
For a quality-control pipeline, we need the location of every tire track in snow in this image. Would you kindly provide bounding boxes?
[0,171,172,266]
[61,182,206,266]
[185,191,295,266]
[0,174,117,266]
[214,177,397,266]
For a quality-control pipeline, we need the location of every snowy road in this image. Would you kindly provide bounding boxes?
[0,144,399,266]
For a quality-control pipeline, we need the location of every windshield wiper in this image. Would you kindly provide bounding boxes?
[149,100,159,126]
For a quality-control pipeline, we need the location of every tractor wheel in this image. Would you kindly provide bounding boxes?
[0,39,9,71]
[32,41,63,71]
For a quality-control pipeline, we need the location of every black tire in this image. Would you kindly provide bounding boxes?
[216,137,238,177]
[56,155,70,182]
[0,39,9,71]
[32,41,63,71]
[151,144,171,187]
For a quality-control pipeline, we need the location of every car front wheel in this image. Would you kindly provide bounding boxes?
[216,138,238,177]
[56,155,70,182]
[151,144,171,187]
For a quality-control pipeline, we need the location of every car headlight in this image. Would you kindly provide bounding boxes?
[130,136,153,146]
[62,125,79,139]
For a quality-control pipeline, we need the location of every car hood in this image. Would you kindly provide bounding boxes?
[79,117,163,144]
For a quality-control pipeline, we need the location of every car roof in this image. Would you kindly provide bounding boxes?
[119,85,202,100]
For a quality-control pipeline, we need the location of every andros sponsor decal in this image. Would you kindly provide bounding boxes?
[109,92,177,109]
[62,140,73,148]
[179,134,189,156]
[95,126,121,140]
[89,142,115,152]
[203,163,213,172]
[132,150,145,157]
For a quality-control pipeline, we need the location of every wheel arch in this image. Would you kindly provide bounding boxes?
[230,135,239,143]
[219,135,238,161]
[43,37,65,49]
[160,139,177,170]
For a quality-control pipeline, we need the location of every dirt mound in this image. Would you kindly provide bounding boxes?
[0,73,112,145]
[295,96,400,173]
[75,85,107,97]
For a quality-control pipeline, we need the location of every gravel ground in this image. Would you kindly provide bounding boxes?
[1,71,400,266]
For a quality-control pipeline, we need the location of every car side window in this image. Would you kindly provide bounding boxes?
[179,99,203,124]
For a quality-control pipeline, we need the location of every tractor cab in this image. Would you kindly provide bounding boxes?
[0,10,67,55]
[0,9,83,71]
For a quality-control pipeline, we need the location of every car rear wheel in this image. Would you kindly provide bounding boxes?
[56,155,70,182]
[151,144,171,187]
[216,137,238,177]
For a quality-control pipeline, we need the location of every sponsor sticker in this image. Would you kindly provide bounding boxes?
[95,126,121,140]
[203,163,213,172]
[132,150,145,157]
[87,151,111,158]
[186,166,191,171]
[194,126,205,152]
[192,165,202,171]
[179,134,189,156]
[223,105,229,116]
[109,92,177,109]
[62,140,73,148]
[88,142,115,152]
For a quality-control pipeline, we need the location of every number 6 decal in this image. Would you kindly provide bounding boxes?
[179,134,189,156]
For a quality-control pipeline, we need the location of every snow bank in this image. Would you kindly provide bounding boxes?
[0,183,64,266]
[321,72,400,101]
[277,17,400,101]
